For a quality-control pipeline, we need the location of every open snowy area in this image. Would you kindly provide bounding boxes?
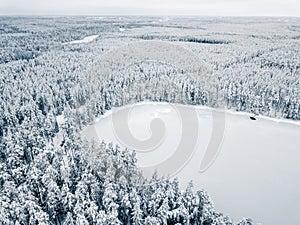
[0,16,299,225]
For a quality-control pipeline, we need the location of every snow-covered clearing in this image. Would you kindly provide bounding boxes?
[63,35,99,44]
[82,102,300,225]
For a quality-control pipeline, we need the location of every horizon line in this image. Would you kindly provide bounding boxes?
[0,14,299,18]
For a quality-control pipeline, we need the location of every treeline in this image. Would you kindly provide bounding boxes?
[136,34,230,44]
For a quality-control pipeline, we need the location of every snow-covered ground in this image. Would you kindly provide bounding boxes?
[82,102,300,225]
[63,35,99,44]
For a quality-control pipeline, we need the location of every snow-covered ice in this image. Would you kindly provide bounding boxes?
[82,102,300,225]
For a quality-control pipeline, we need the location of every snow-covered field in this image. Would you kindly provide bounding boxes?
[63,35,99,44]
[82,102,300,225]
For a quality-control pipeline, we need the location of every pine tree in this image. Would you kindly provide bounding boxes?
[131,188,143,225]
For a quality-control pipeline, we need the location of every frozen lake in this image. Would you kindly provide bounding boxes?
[82,102,300,225]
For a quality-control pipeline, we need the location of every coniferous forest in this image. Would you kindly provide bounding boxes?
[0,16,299,224]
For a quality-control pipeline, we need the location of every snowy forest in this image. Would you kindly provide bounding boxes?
[0,16,299,224]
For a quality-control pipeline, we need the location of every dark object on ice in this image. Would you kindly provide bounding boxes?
[250,116,257,120]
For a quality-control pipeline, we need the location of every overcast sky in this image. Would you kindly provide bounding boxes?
[0,0,299,17]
